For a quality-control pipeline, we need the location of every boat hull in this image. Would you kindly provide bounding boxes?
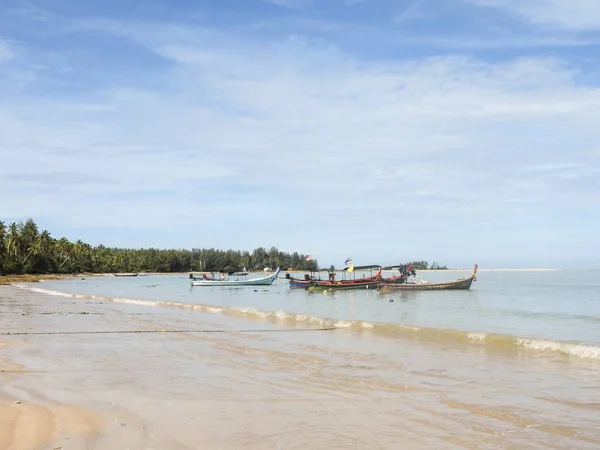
[379,276,475,291]
[287,276,320,289]
[114,273,139,277]
[309,280,381,291]
[191,268,280,287]
[289,281,315,289]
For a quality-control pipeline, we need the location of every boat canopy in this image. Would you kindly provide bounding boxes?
[343,264,381,271]
[382,264,408,270]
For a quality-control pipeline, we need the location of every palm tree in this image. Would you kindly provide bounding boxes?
[55,238,73,270]
[22,235,42,265]
[6,223,20,259]
[0,221,6,273]
[39,230,53,255]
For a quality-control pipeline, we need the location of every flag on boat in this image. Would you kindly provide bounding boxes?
[305,255,314,262]
[344,257,353,266]
[347,264,354,273]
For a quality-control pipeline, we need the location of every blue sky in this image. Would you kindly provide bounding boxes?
[1,0,600,269]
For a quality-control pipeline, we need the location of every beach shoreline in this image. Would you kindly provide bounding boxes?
[0,267,568,287]
[0,272,105,285]
[2,280,599,449]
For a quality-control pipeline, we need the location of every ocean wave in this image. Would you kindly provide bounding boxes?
[13,284,600,361]
[515,338,600,360]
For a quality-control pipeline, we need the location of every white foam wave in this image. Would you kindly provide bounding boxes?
[15,286,75,298]
[332,320,355,329]
[274,310,289,320]
[515,338,600,360]
[308,316,325,326]
[112,297,161,307]
[13,284,600,361]
[468,332,488,342]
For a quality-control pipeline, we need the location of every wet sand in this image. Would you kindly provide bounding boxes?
[1,285,599,449]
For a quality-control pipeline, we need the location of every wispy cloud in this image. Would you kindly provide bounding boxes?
[0,39,13,61]
[394,0,428,23]
[0,1,599,266]
[468,0,600,30]
[263,0,309,10]
[4,172,114,186]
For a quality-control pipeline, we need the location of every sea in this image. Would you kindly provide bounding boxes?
[9,268,600,449]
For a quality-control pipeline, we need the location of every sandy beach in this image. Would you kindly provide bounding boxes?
[2,282,600,450]
[2,284,423,450]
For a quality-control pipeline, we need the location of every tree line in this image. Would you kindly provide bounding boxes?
[0,219,319,275]
[408,260,449,270]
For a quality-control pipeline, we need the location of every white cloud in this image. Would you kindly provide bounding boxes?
[394,0,428,23]
[1,18,600,264]
[469,0,600,30]
[263,0,309,9]
[0,39,13,61]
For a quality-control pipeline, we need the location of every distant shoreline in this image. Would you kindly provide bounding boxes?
[421,268,561,272]
[0,267,570,285]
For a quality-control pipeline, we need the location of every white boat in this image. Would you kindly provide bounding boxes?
[191,268,281,287]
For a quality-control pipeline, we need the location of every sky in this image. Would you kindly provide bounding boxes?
[1,0,600,269]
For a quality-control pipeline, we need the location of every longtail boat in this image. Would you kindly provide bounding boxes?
[309,264,383,291]
[191,268,281,287]
[114,272,139,277]
[286,269,321,289]
[288,276,318,289]
[379,264,478,291]
[289,279,316,289]
[308,279,381,291]
[190,271,248,280]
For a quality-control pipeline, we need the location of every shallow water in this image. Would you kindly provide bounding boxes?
[24,269,600,360]
[3,278,600,449]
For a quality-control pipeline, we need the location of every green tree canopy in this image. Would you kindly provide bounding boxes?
[0,219,319,275]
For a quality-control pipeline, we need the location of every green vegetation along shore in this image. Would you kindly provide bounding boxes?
[0,219,448,283]
[0,219,318,277]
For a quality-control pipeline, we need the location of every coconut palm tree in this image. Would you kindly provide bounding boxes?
[6,223,20,258]
[55,237,73,270]
[22,235,42,266]
[0,221,6,273]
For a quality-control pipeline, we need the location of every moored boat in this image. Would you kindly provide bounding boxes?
[190,271,248,280]
[379,264,478,291]
[114,272,139,277]
[308,264,383,291]
[289,278,317,289]
[285,269,320,289]
[308,279,381,291]
[191,268,281,287]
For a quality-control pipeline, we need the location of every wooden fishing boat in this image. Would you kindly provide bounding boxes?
[285,270,320,289]
[379,265,478,291]
[114,272,139,277]
[190,271,248,280]
[307,264,383,291]
[308,279,381,291]
[191,268,281,287]
[289,278,316,289]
